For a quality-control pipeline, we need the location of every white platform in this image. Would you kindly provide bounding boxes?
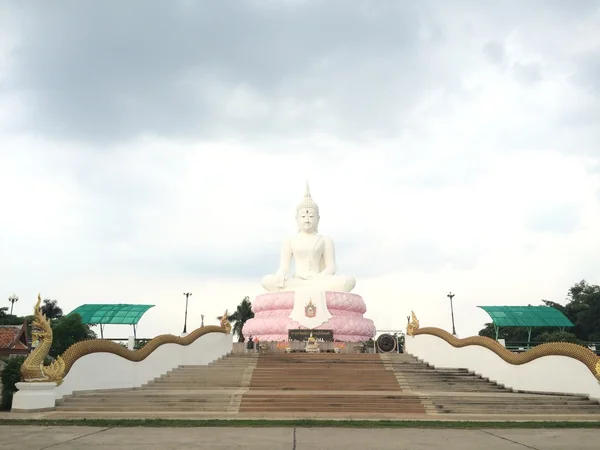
[12,382,57,412]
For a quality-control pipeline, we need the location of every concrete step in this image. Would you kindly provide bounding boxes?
[435,406,600,414]
[55,351,600,417]
[239,394,427,413]
[151,375,249,380]
[56,406,232,412]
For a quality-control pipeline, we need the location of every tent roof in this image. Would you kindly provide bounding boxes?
[68,304,154,325]
[477,305,574,328]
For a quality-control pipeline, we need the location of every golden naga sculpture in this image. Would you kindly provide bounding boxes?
[406,310,419,336]
[18,295,229,382]
[410,324,600,381]
[20,294,66,386]
[58,324,226,379]
[220,309,232,334]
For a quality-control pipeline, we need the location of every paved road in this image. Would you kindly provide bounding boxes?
[1,426,599,449]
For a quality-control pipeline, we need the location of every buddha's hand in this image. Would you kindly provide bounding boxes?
[274,271,286,287]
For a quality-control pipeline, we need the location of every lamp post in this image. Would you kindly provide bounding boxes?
[201,314,204,327]
[183,292,192,334]
[447,292,456,335]
[8,294,18,315]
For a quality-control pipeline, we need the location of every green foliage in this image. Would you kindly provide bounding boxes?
[536,330,583,345]
[0,356,26,410]
[49,313,97,358]
[0,307,26,326]
[396,333,405,352]
[219,296,255,342]
[478,323,541,341]
[135,339,152,350]
[562,280,600,341]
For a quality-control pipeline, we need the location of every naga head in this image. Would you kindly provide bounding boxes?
[220,310,232,334]
[406,310,420,336]
[31,293,52,343]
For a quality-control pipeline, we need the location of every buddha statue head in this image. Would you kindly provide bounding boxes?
[296,182,320,233]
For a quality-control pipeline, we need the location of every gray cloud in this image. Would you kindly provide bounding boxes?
[483,41,507,67]
[5,0,432,144]
[512,61,543,86]
[571,51,600,96]
[3,0,598,146]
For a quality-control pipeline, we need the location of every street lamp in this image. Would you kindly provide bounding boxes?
[183,292,192,334]
[201,314,204,327]
[8,294,18,315]
[447,292,456,335]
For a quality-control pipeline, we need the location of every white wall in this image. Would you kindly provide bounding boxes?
[56,332,233,400]
[406,333,600,402]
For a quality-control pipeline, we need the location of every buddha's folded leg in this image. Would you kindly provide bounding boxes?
[343,276,357,292]
[332,275,356,292]
[261,275,281,292]
[267,275,355,292]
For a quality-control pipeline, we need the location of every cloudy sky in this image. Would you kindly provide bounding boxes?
[1,1,599,340]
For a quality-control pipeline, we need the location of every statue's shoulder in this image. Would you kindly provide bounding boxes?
[315,233,330,240]
[321,235,334,246]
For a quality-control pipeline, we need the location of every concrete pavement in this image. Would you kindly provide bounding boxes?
[1,425,600,449]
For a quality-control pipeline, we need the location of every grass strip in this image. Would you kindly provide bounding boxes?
[1,419,599,428]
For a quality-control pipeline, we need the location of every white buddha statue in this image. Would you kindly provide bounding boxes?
[261,183,356,293]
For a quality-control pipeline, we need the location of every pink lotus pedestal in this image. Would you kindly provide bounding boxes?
[242,291,376,342]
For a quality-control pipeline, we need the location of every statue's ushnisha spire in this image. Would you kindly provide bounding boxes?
[296,181,319,216]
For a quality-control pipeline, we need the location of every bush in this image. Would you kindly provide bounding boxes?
[537,330,584,345]
[0,356,26,410]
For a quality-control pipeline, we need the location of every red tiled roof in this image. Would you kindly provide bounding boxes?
[0,325,26,350]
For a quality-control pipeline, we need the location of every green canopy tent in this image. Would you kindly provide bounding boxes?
[68,304,155,339]
[477,305,574,347]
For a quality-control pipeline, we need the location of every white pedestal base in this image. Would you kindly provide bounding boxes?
[11,382,57,412]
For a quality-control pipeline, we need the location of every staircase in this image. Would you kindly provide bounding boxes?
[55,353,258,413]
[239,353,425,414]
[54,351,600,417]
[384,353,600,415]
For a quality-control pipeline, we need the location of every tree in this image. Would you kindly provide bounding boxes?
[49,313,96,358]
[218,296,255,342]
[0,306,30,328]
[0,356,26,410]
[41,299,63,320]
[562,280,600,341]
